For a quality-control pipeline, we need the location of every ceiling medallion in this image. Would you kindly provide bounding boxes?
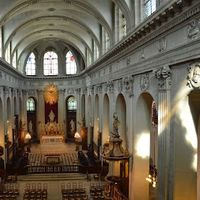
[43,84,59,105]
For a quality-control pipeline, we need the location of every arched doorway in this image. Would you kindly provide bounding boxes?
[26,97,37,142]
[188,91,199,200]
[94,95,99,146]
[81,94,85,120]
[66,96,77,141]
[133,93,157,200]
[0,98,5,169]
[116,94,126,147]
[102,94,110,144]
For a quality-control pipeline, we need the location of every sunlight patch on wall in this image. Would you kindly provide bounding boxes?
[192,153,197,171]
[178,99,197,171]
[135,133,150,159]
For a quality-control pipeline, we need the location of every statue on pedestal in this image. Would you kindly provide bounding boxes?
[112,112,120,138]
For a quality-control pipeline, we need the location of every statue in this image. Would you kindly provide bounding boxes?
[112,112,120,138]
[28,120,33,134]
[70,119,75,134]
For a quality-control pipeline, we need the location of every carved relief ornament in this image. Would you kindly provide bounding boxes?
[123,76,134,96]
[187,63,200,89]
[187,19,200,39]
[107,81,114,93]
[140,73,149,91]
[155,65,171,89]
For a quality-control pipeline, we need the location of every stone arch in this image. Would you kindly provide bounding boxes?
[115,93,126,147]
[133,92,155,200]
[81,94,85,120]
[102,94,110,144]
[94,94,99,145]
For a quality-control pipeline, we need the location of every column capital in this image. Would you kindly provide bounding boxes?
[155,65,171,90]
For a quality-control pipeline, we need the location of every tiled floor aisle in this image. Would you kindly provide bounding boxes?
[17,142,103,200]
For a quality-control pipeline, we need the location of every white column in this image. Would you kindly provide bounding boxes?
[155,65,171,200]
[58,89,65,134]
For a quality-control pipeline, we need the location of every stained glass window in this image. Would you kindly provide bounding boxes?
[27,98,35,111]
[66,51,77,74]
[68,96,77,110]
[44,51,58,75]
[26,52,36,75]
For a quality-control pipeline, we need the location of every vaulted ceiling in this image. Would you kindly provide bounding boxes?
[0,0,132,68]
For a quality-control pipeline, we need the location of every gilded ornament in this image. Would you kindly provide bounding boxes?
[43,84,59,104]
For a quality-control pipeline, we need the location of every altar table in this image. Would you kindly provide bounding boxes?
[41,135,64,144]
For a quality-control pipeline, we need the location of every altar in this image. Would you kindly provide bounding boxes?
[41,135,64,144]
[39,110,65,144]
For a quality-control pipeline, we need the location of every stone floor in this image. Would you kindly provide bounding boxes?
[15,142,104,200]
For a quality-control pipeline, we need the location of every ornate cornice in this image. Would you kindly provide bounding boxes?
[85,0,197,72]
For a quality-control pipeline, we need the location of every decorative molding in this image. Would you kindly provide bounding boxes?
[28,0,39,5]
[3,86,9,95]
[187,63,200,89]
[155,65,171,89]
[67,88,74,94]
[107,80,114,93]
[158,37,167,52]
[140,73,149,91]
[118,79,123,93]
[97,84,102,94]
[28,89,36,96]
[187,19,200,39]
[126,57,131,66]
[123,76,134,96]
[75,88,81,94]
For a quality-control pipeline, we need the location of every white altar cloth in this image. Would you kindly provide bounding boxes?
[41,135,64,144]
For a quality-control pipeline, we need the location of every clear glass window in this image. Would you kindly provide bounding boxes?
[27,98,35,111]
[67,96,77,110]
[144,0,156,18]
[26,52,36,75]
[43,51,58,75]
[66,51,77,74]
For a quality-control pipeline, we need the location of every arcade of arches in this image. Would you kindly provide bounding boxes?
[0,0,200,200]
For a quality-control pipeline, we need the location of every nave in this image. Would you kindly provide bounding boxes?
[0,142,126,200]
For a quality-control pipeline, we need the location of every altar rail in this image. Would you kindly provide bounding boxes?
[26,165,79,174]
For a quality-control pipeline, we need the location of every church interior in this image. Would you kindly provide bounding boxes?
[0,0,200,200]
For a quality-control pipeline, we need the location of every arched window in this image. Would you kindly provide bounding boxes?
[27,98,35,111]
[67,96,77,110]
[43,51,58,75]
[114,5,127,42]
[102,26,110,54]
[26,52,36,75]
[66,51,77,74]
[144,0,156,18]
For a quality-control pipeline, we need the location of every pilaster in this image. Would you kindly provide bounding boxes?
[155,65,172,200]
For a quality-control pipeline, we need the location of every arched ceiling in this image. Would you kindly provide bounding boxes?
[0,0,131,66]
